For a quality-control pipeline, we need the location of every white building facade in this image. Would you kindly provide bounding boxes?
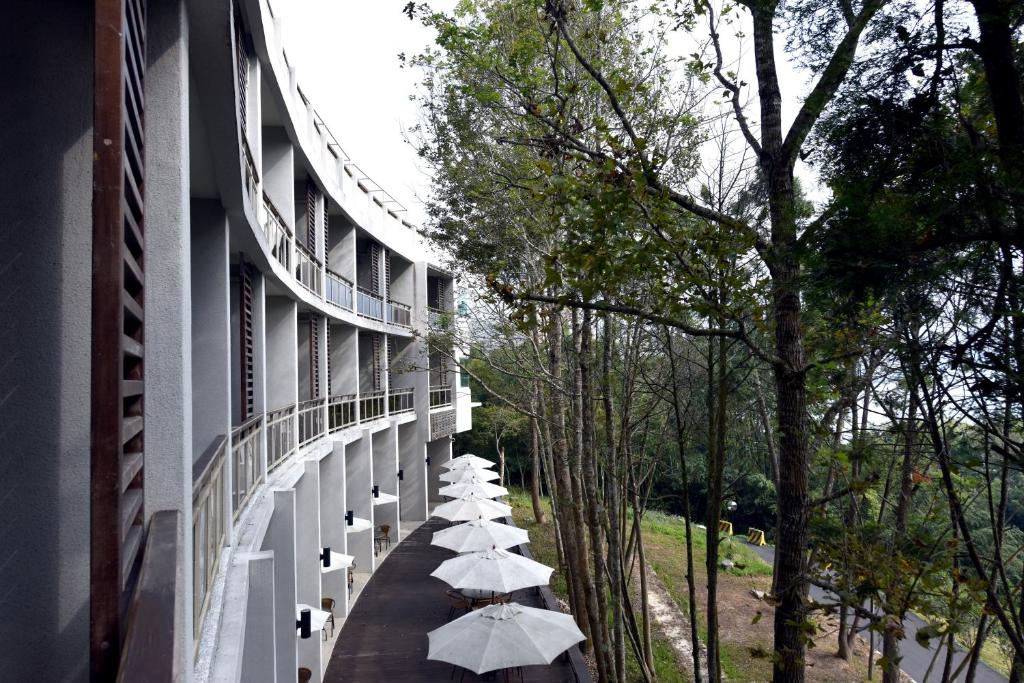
[0,1,471,681]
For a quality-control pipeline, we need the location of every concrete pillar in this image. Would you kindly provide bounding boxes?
[262,127,296,232]
[398,421,427,522]
[265,297,298,412]
[372,426,400,543]
[294,464,323,678]
[319,444,348,615]
[144,0,194,669]
[344,436,373,572]
[262,489,298,683]
[240,552,277,683]
[427,439,453,507]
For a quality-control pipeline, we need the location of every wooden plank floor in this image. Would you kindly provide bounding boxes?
[323,517,577,682]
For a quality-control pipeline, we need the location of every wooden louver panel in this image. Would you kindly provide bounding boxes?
[234,8,248,137]
[371,334,382,391]
[387,335,394,387]
[306,182,318,255]
[91,0,147,677]
[369,243,381,295]
[239,257,256,420]
[384,248,392,300]
[325,323,332,397]
[309,314,321,399]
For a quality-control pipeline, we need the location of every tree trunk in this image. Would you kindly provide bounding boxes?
[529,399,546,523]
[603,316,627,681]
[705,332,728,682]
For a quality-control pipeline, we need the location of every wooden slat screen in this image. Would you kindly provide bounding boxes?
[91,0,147,677]
[306,182,318,255]
[370,243,381,295]
[384,248,391,300]
[238,256,255,420]
[371,334,382,391]
[309,314,321,399]
[325,322,332,397]
[234,7,248,138]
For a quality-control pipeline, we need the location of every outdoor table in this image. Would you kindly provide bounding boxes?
[456,587,512,608]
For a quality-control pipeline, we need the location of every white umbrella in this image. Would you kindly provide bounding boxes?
[442,455,495,470]
[433,494,512,522]
[440,468,500,483]
[439,479,509,499]
[431,518,529,553]
[431,547,552,593]
[427,603,585,674]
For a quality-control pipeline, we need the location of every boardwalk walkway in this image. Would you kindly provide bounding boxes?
[323,517,578,682]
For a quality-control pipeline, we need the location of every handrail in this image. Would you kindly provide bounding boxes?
[232,416,264,516]
[266,404,296,471]
[241,136,260,211]
[118,510,181,683]
[388,386,415,414]
[386,298,412,328]
[325,270,353,310]
[294,242,323,296]
[356,286,384,321]
[328,393,358,432]
[359,389,386,422]
[262,193,292,272]
[192,436,228,641]
[429,384,453,408]
[298,397,326,446]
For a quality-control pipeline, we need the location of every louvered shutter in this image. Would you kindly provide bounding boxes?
[238,257,255,420]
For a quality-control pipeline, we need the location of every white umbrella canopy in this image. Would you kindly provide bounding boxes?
[439,467,500,483]
[442,455,495,470]
[431,518,530,553]
[427,603,585,674]
[439,479,509,499]
[433,494,512,522]
[431,547,553,593]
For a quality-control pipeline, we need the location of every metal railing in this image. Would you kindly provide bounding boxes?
[192,436,227,642]
[266,404,296,470]
[428,306,447,328]
[328,393,358,432]
[326,269,354,310]
[294,241,322,296]
[231,416,264,516]
[262,193,292,272]
[387,299,412,328]
[388,387,415,414]
[357,286,384,321]
[241,137,260,211]
[429,384,453,409]
[360,389,386,422]
[298,397,326,446]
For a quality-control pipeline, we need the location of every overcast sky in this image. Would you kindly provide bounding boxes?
[277,2,819,227]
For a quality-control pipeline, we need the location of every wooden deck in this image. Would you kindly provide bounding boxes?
[323,517,579,682]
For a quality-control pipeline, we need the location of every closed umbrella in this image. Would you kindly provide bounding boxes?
[427,603,585,674]
[431,518,529,553]
[431,547,552,593]
[439,479,509,499]
[442,454,495,470]
[433,494,512,522]
[439,468,500,483]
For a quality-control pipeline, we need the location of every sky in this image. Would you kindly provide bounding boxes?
[278,1,822,227]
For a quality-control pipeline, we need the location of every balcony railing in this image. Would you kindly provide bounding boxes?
[262,193,292,272]
[356,286,384,321]
[360,389,386,422]
[241,137,260,211]
[232,416,264,516]
[428,306,448,328]
[325,269,353,310]
[192,435,227,641]
[266,404,296,471]
[328,393,358,432]
[388,386,415,414]
[295,241,322,297]
[429,384,453,409]
[298,397,326,446]
[387,299,412,328]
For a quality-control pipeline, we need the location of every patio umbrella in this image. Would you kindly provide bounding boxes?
[430,547,553,593]
[439,467,500,483]
[439,479,509,499]
[431,518,529,553]
[441,454,495,470]
[427,603,585,674]
[433,494,511,522]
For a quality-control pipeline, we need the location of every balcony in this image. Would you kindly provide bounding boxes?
[356,286,384,321]
[427,306,448,328]
[266,404,296,471]
[241,137,260,211]
[298,397,326,446]
[232,415,264,516]
[429,384,453,409]
[192,436,228,640]
[388,386,414,414]
[328,393,357,432]
[294,242,322,297]
[262,193,292,272]
[386,299,412,328]
[360,389,386,422]
[325,269,353,310]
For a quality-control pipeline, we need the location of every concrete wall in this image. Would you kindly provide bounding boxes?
[0,2,94,678]
[318,444,348,615]
[398,422,427,522]
[265,297,298,411]
[329,324,359,395]
[372,427,399,542]
[261,489,298,683]
[294,464,323,677]
[427,439,454,506]
[262,127,295,231]
[344,436,373,572]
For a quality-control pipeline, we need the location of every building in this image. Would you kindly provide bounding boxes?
[0,1,473,680]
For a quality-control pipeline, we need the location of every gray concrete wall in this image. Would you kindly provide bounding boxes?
[191,201,232,459]
[261,489,298,683]
[240,553,277,683]
[0,2,94,678]
[427,439,454,506]
[265,297,298,411]
[318,445,348,615]
[358,332,380,393]
[294,464,323,677]
[372,427,399,541]
[344,436,374,572]
[326,221,356,282]
[262,127,295,231]
[329,324,359,396]
[398,422,427,522]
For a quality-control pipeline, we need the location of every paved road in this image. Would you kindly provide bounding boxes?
[748,543,1005,683]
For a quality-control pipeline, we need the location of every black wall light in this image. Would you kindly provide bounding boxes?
[320,547,331,568]
[398,469,404,481]
[296,608,312,639]
[425,456,431,466]
[346,510,353,526]
[372,484,379,498]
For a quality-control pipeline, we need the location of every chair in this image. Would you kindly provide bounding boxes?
[445,588,471,621]
[374,524,391,554]
[298,667,312,683]
[321,597,336,640]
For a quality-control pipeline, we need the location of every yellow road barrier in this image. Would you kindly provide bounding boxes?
[718,520,733,536]
[746,528,766,546]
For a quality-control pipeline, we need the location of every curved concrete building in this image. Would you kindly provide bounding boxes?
[0,0,472,680]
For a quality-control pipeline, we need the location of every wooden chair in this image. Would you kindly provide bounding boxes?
[445,588,471,621]
[298,667,312,683]
[321,597,336,639]
[374,524,391,554]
